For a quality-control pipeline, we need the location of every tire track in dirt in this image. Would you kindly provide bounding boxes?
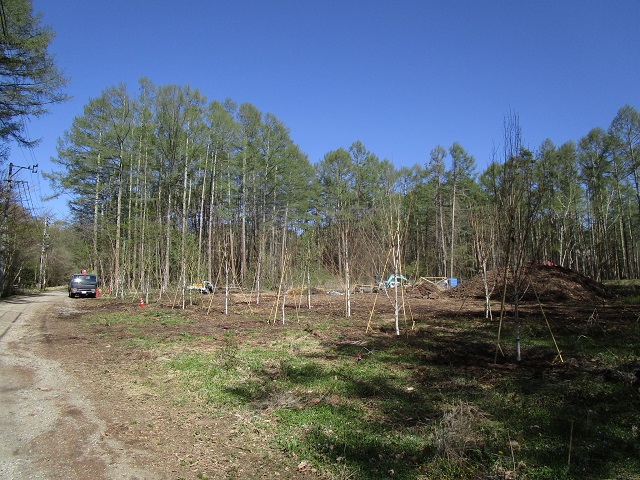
[0,290,159,479]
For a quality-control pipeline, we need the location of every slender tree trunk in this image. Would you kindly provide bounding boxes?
[132,143,143,291]
[93,148,101,274]
[415,218,420,278]
[113,142,125,298]
[163,189,172,294]
[180,132,190,309]
[394,224,400,336]
[307,238,312,309]
[224,256,229,315]
[342,224,351,318]
[450,183,457,281]
[240,149,247,285]
[207,150,218,283]
[197,145,209,281]
[139,148,148,295]
[227,159,236,284]
[126,152,134,290]
[436,182,447,277]
[280,207,289,323]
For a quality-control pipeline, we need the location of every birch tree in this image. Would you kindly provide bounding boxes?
[493,112,541,362]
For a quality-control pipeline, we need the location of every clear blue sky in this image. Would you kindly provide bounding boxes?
[14,0,640,220]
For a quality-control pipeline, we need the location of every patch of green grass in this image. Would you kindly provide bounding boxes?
[146,309,194,326]
[163,324,640,479]
[478,364,640,479]
[77,297,640,479]
[275,404,429,479]
[168,352,234,404]
[604,279,640,303]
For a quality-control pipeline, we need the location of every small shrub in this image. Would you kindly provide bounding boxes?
[430,400,492,463]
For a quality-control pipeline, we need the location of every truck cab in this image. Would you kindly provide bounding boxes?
[68,273,98,298]
[379,274,409,290]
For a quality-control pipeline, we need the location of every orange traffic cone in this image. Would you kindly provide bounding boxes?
[139,296,145,308]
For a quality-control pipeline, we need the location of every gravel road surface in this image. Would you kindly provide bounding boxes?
[0,290,156,479]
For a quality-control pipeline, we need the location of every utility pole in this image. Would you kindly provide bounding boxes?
[0,162,38,294]
[38,216,49,289]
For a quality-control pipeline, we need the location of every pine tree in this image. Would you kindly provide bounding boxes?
[0,0,67,151]
[0,0,67,294]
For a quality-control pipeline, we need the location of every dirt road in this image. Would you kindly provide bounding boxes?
[0,290,157,479]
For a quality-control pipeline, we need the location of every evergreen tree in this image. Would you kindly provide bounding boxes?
[0,0,67,294]
[0,0,67,152]
[47,90,640,300]
[447,142,476,280]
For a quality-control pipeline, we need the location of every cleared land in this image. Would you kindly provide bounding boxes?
[2,266,639,479]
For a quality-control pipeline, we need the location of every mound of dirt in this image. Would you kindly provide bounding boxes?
[409,282,441,299]
[449,265,609,303]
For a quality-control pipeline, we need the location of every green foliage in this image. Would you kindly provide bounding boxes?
[0,0,68,295]
[46,87,640,299]
[0,0,68,149]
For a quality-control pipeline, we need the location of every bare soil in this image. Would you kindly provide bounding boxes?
[0,266,636,479]
[0,291,159,479]
[1,291,325,479]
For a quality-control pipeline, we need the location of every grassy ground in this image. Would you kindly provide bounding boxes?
[71,290,640,480]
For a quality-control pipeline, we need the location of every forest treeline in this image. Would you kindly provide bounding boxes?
[4,78,639,297]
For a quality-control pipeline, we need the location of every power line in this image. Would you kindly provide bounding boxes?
[1,161,38,292]
[17,117,46,216]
